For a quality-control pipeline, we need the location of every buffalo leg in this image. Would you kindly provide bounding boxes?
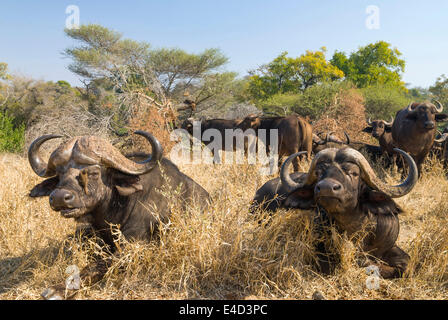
[377,245,409,279]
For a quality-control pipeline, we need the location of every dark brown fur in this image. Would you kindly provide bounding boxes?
[392,102,448,176]
[254,148,411,278]
[30,142,210,299]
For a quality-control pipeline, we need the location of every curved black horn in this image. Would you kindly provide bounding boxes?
[384,117,394,126]
[344,131,350,145]
[434,100,444,113]
[279,151,309,191]
[128,131,163,175]
[406,101,415,112]
[28,134,63,177]
[354,148,418,198]
[434,133,448,144]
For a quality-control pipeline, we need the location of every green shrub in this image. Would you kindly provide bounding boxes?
[293,81,354,119]
[257,93,302,116]
[257,81,356,120]
[361,85,410,120]
[0,112,25,153]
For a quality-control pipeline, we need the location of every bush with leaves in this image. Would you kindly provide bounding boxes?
[0,112,25,153]
[257,81,355,119]
[361,84,410,120]
[429,74,448,108]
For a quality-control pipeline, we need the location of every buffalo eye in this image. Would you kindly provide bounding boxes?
[341,164,359,177]
[88,171,99,178]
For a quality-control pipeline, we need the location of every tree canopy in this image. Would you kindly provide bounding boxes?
[330,41,406,90]
[247,48,344,100]
[64,24,233,109]
[429,74,448,107]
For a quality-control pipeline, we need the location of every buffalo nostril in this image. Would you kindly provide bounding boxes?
[333,184,342,191]
[64,193,75,203]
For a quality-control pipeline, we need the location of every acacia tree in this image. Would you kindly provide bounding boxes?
[65,24,165,103]
[64,24,237,116]
[149,47,229,95]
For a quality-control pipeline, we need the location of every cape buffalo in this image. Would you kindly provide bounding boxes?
[180,118,251,159]
[392,101,448,176]
[362,118,402,170]
[28,131,210,299]
[429,128,448,165]
[362,118,395,155]
[237,115,313,172]
[253,147,418,278]
[250,132,350,214]
[312,132,350,155]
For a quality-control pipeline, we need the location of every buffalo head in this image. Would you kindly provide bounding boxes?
[180,118,195,135]
[405,101,448,130]
[362,118,393,139]
[238,114,262,130]
[28,131,163,220]
[280,147,417,217]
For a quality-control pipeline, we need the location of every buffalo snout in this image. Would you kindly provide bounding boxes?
[315,179,343,197]
[424,121,435,129]
[49,189,76,210]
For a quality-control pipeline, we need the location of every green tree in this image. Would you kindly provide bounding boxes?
[429,74,448,107]
[0,111,25,153]
[407,86,431,101]
[64,24,165,100]
[361,84,409,120]
[64,24,235,111]
[247,48,343,100]
[331,41,406,89]
[150,47,229,96]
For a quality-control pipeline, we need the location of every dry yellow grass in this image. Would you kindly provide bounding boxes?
[0,150,447,300]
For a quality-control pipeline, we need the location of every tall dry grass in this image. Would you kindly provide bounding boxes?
[0,150,447,300]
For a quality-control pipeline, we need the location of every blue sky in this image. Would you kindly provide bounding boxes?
[1,0,447,88]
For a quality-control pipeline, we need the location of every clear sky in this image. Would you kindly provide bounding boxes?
[1,0,447,88]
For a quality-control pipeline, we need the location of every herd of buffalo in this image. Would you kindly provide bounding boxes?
[26,100,447,299]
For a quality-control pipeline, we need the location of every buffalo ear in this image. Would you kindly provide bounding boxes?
[368,190,389,202]
[362,189,403,216]
[29,176,59,197]
[435,113,448,122]
[113,172,143,196]
[284,187,315,210]
[362,127,373,133]
[385,125,392,132]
